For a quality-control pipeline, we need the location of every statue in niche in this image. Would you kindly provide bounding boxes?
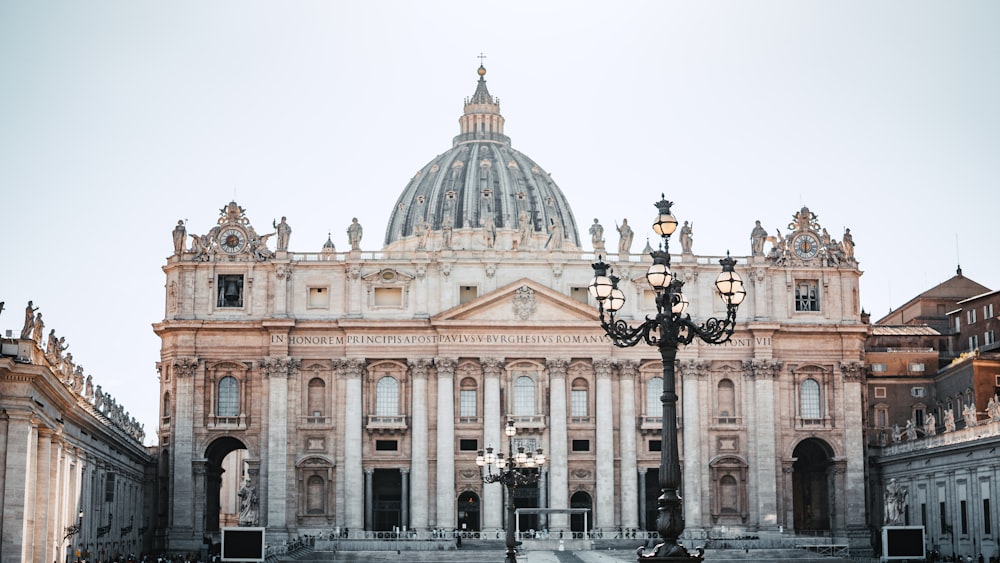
[347,218,363,251]
[172,220,187,255]
[273,216,292,251]
[884,479,907,525]
[414,216,429,249]
[238,477,259,526]
[616,219,634,255]
[589,219,605,252]
[679,221,693,253]
[750,220,767,256]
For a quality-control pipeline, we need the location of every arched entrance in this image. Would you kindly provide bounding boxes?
[204,437,250,535]
[792,438,834,533]
[570,491,593,537]
[457,491,481,532]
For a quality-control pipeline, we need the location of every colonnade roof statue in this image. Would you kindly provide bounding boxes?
[383,64,581,251]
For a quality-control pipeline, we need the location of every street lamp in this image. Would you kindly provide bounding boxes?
[590,195,744,562]
[477,419,547,563]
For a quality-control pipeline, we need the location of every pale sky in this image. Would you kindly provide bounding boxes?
[2,1,998,445]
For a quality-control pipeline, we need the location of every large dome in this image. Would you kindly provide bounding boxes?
[383,66,580,250]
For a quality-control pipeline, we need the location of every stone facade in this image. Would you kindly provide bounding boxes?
[153,68,870,553]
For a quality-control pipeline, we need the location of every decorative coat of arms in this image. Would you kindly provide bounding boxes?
[512,286,537,320]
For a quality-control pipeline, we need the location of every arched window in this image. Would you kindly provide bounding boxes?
[513,376,535,416]
[646,377,663,415]
[218,376,239,417]
[306,475,325,514]
[162,392,171,422]
[717,379,736,422]
[376,377,399,416]
[307,378,326,417]
[571,378,589,418]
[800,378,821,419]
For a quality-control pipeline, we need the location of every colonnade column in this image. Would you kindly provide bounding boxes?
[364,469,374,531]
[594,358,615,530]
[435,358,457,529]
[341,358,366,530]
[746,358,780,530]
[481,358,503,532]
[408,360,430,530]
[618,361,639,530]
[34,427,54,563]
[638,468,647,531]
[547,358,569,531]
[400,469,409,530]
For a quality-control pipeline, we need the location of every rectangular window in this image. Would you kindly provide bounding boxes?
[969,309,978,324]
[104,473,115,502]
[871,363,887,373]
[217,274,244,308]
[921,503,927,526]
[961,500,968,535]
[795,281,820,312]
[375,440,398,451]
[970,335,980,350]
[985,499,992,535]
[986,331,996,346]
[914,408,925,427]
[955,317,961,331]
[910,363,925,373]
[875,386,887,398]
[459,438,478,451]
[569,287,589,305]
[649,440,661,452]
[373,287,403,307]
[308,287,330,308]
[571,390,588,417]
[875,409,888,428]
[572,439,590,452]
[986,304,995,318]
[911,387,926,397]
[459,285,478,304]
[459,390,477,418]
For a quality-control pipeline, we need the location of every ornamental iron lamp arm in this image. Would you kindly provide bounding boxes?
[588,195,744,562]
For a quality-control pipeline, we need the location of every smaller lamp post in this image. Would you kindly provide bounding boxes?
[477,419,547,563]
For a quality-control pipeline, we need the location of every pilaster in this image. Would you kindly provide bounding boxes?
[435,358,457,528]
[547,358,569,531]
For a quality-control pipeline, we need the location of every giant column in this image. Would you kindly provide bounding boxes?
[481,358,504,532]
[679,359,708,531]
[435,358,457,529]
[841,361,868,542]
[618,360,639,530]
[747,357,780,530]
[342,359,366,529]
[547,359,569,531]
[409,360,430,530]
[263,356,298,531]
[170,358,198,549]
[594,358,615,530]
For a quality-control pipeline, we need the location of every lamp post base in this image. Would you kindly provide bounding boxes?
[637,542,705,562]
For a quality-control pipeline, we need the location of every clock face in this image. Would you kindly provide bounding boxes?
[792,233,820,259]
[219,228,246,254]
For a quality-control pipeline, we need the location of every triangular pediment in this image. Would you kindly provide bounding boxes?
[433,278,599,323]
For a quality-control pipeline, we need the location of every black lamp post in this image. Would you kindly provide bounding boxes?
[64,510,84,542]
[589,195,745,562]
[477,419,547,563]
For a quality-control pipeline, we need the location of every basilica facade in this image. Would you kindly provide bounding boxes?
[154,65,870,553]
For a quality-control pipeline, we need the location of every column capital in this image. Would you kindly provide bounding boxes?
[173,357,199,378]
[592,358,613,380]
[743,359,782,379]
[546,358,569,379]
[480,357,505,379]
[840,361,865,382]
[261,356,301,378]
[336,358,366,380]
[434,357,458,377]
[409,358,434,379]
[617,359,639,379]
[676,359,710,380]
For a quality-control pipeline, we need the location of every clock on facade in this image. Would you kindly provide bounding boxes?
[792,232,820,259]
[219,228,247,254]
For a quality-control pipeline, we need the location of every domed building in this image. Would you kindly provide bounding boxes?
[153,65,870,557]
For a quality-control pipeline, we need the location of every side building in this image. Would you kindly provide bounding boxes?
[0,317,152,563]
[154,65,870,554]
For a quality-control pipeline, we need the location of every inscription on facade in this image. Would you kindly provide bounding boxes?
[270,333,609,346]
[722,337,772,348]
